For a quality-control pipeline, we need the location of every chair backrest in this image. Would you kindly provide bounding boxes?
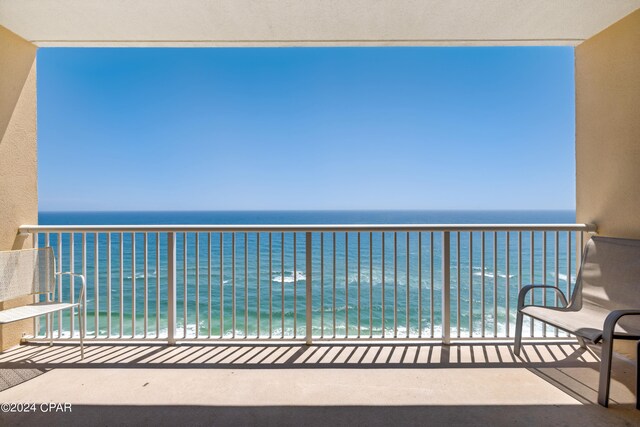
[571,236,640,311]
[0,247,56,302]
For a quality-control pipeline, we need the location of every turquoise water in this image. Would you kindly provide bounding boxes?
[37,211,579,339]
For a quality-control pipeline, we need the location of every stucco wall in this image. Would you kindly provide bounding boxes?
[576,9,640,359]
[0,25,38,350]
[576,9,640,238]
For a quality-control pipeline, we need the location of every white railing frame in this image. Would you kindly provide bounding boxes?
[19,223,597,345]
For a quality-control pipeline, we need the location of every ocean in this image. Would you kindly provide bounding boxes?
[41,210,575,226]
[37,210,578,340]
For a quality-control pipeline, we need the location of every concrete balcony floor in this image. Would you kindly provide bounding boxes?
[0,341,638,426]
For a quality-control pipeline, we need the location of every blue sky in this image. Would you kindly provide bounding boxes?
[37,47,575,211]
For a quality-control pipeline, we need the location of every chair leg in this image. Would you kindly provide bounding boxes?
[514,311,524,356]
[597,334,614,407]
[577,336,587,349]
[77,306,84,360]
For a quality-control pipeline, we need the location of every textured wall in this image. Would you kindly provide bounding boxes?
[576,9,640,359]
[576,9,640,238]
[0,25,38,350]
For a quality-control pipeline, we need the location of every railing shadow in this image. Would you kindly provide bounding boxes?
[0,341,601,371]
[0,341,637,413]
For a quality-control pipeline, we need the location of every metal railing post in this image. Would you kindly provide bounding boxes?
[167,232,177,345]
[442,231,451,345]
[305,232,313,345]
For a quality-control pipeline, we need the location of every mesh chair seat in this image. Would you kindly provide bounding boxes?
[521,303,640,343]
[0,302,78,324]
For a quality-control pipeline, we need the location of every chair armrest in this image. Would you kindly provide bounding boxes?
[54,272,86,306]
[603,310,640,341]
[517,285,568,310]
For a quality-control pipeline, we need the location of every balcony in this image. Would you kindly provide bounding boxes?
[1,223,639,425]
[2,2,640,425]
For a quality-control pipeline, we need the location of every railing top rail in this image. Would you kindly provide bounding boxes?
[19,223,597,233]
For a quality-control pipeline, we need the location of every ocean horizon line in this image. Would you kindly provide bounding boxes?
[39,208,576,214]
[38,210,578,227]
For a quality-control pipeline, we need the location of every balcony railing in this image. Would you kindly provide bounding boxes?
[18,224,596,344]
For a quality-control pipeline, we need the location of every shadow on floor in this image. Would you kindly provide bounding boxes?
[1,403,639,427]
[0,341,602,370]
[0,341,636,416]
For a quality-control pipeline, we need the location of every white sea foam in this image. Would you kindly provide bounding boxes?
[45,317,567,341]
[550,272,575,284]
[272,271,306,283]
[125,270,157,280]
[472,270,516,279]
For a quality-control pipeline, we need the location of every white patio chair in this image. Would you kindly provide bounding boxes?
[0,247,85,358]
[514,236,640,407]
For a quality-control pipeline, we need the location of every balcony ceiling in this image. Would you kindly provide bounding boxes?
[0,0,639,47]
